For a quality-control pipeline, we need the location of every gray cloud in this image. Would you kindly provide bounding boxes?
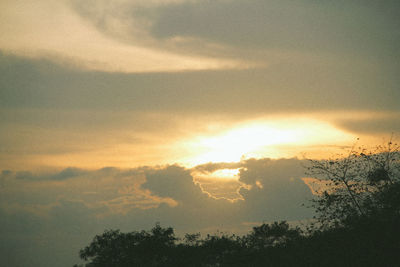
[51,167,86,180]
[0,158,315,266]
[1,50,398,173]
[68,0,400,66]
[238,158,314,221]
[14,167,87,181]
[149,0,400,58]
[0,199,103,267]
[1,52,399,114]
[142,165,206,202]
[0,157,364,217]
[335,115,400,135]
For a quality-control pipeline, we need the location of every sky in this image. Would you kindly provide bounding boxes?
[0,0,399,266]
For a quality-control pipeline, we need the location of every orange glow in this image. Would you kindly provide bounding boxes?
[177,118,356,166]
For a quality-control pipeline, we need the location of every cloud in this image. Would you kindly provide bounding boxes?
[0,1,398,265]
[15,167,87,181]
[334,112,400,135]
[0,158,315,224]
[142,165,207,203]
[0,167,177,216]
[190,163,245,202]
[3,0,398,73]
[0,158,318,266]
[0,199,103,267]
[193,162,242,174]
[1,54,397,171]
[148,0,400,58]
[237,158,314,221]
[66,0,400,67]
[0,0,239,72]
[2,52,398,114]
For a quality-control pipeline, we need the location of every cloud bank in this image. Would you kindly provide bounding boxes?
[0,158,314,266]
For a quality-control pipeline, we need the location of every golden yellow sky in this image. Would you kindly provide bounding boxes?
[1,0,399,172]
[1,109,395,171]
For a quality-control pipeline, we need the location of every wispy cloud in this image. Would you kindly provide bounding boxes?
[0,0,242,72]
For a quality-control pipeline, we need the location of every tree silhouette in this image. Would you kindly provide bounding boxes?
[78,223,177,267]
[305,140,400,229]
[76,142,400,267]
[245,221,302,249]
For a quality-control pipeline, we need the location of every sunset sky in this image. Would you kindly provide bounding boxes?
[1,0,399,266]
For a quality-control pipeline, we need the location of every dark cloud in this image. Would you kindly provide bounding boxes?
[0,159,317,266]
[335,115,400,135]
[68,0,400,66]
[0,208,47,266]
[142,165,207,202]
[0,200,103,267]
[129,159,315,230]
[0,170,11,188]
[1,170,12,176]
[51,167,87,180]
[149,0,400,57]
[237,158,314,221]
[239,158,305,185]
[1,52,399,115]
[15,171,35,180]
[139,165,241,231]
[13,167,87,181]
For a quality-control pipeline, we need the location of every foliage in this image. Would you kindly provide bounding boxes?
[305,140,400,229]
[244,221,302,249]
[78,223,176,267]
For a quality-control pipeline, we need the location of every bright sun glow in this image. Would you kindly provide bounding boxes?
[178,118,355,166]
[195,168,240,180]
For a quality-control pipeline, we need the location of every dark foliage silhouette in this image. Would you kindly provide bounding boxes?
[76,142,400,267]
[305,141,400,230]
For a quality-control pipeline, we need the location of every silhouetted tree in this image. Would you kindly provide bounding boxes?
[305,140,400,229]
[79,223,177,267]
[303,141,400,266]
[76,141,400,267]
[245,221,302,250]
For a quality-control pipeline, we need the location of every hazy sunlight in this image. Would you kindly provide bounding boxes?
[195,168,240,180]
[179,118,355,166]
